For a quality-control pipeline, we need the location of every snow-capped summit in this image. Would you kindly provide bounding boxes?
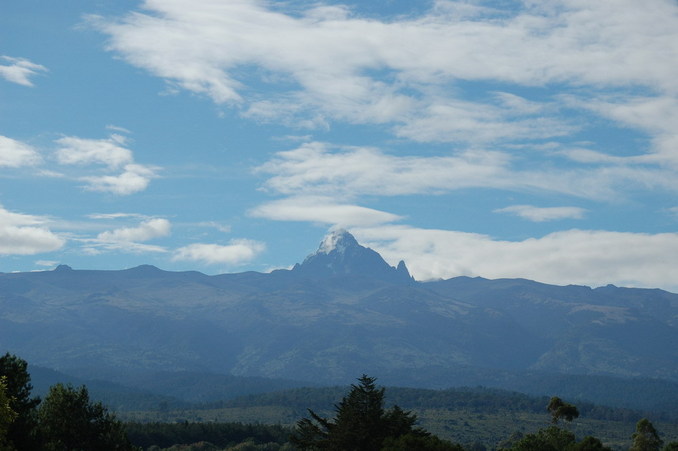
[317,229,358,255]
[293,230,413,284]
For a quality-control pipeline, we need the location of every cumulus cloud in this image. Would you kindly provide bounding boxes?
[355,225,678,292]
[0,135,42,167]
[0,56,47,86]
[56,135,133,168]
[55,134,158,195]
[249,196,402,227]
[0,206,64,255]
[97,218,171,243]
[495,205,587,222]
[82,163,158,195]
[173,239,265,265]
[85,218,170,254]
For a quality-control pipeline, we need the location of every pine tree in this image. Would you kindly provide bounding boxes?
[0,353,41,450]
[630,418,663,451]
[292,375,429,450]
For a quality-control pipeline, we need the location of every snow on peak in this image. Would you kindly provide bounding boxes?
[318,229,358,254]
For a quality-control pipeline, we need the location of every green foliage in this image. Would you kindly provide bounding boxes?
[548,397,580,424]
[0,353,41,450]
[506,425,577,451]
[663,442,678,451]
[573,436,611,451]
[124,421,292,449]
[0,376,17,450]
[630,418,663,451]
[292,375,436,450]
[381,432,465,450]
[37,383,136,451]
[502,398,612,451]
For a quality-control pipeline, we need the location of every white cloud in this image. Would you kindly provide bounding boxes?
[249,196,402,227]
[257,142,514,197]
[0,56,47,86]
[94,0,678,135]
[173,239,265,265]
[87,212,146,220]
[0,135,42,167]
[565,94,678,165]
[105,124,132,134]
[0,206,64,255]
[97,218,171,243]
[82,163,158,195]
[55,135,133,168]
[83,218,170,254]
[355,225,678,292]
[55,134,158,195]
[257,142,678,201]
[394,97,574,144]
[94,0,678,201]
[495,205,587,222]
[196,221,232,234]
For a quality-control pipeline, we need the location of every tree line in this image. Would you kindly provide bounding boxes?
[0,353,135,450]
[3,352,678,450]
[291,375,678,451]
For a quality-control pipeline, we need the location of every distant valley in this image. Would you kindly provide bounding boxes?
[2,230,678,412]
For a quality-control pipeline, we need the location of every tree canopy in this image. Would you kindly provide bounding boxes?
[38,383,135,451]
[292,374,460,450]
[0,376,17,450]
[548,396,580,425]
[0,353,41,450]
[0,353,136,451]
[630,418,663,451]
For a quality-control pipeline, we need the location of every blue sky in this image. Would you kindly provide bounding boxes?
[2,0,678,291]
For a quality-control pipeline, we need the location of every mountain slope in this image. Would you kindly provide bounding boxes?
[1,231,677,391]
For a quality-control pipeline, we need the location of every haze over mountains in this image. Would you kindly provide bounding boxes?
[2,230,678,407]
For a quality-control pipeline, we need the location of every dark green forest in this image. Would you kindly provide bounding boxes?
[3,353,678,450]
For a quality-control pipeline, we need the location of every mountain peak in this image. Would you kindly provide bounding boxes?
[293,230,413,284]
[317,229,359,254]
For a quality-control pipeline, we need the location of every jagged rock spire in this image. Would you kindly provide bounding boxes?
[293,230,413,284]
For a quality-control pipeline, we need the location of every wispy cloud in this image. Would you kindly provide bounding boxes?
[0,135,42,167]
[87,212,147,220]
[95,0,678,203]
[195,221,232,234]
[249,196,402,228]
[256,142,678,201]
[173,239,265,265]
[93,1,678,138]
[0,56,47,86]
[495,205,587,222]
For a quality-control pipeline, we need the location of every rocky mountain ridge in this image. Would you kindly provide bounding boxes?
[1,230,677,392]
